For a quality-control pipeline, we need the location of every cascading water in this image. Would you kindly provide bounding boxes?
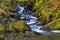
[17,5,60,35]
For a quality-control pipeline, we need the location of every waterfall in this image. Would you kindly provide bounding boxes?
[17,5,60,35]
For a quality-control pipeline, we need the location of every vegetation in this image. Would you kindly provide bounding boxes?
[34,0,60,23]
[0,0,60,32]
[0,0,29,32]
[0,0,60,40]
[33,0,60,30]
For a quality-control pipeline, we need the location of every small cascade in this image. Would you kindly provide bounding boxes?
[17,5,60,35]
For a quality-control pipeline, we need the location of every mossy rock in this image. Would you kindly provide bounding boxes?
[9,20,29,32]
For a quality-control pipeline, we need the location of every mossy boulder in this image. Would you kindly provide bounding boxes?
[9,20,29,32]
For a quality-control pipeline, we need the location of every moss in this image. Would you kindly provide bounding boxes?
[51,19,60,30]
[0,24,4,32]
[57,10,60,18]
[9,20,29,32]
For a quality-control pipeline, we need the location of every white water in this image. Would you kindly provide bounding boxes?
[17,6,60,35]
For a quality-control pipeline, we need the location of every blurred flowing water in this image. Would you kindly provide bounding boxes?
[17,5,52,35]
[17,4,60,35]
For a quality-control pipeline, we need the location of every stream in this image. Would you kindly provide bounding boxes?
[17,4,60,35]
[17,5,52,35]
